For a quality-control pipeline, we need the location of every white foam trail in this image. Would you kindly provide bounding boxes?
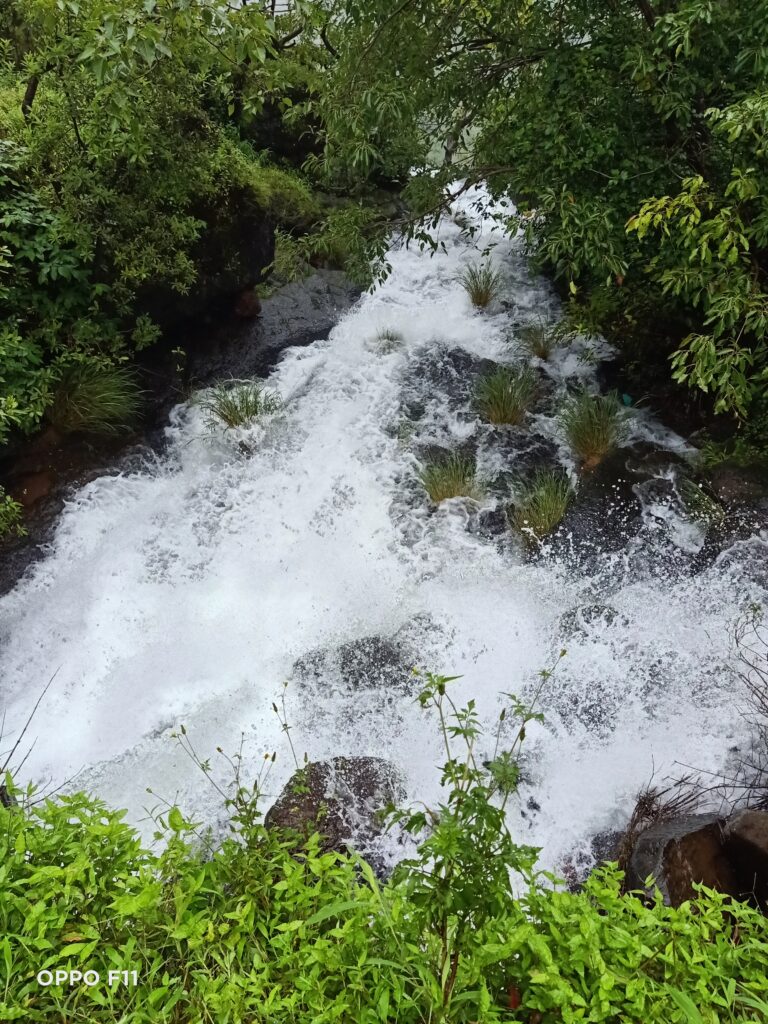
[0,189,764,870]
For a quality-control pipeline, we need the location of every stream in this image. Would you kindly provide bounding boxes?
[1,189,767,874]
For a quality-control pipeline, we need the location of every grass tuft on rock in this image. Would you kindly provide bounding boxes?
[679,478,725,528]
[49,363,143,435]
[460,261,502,308]
[520,321,555,361]
[561,391,627,470]
[374,328,404,354]
[197,380,282,430]
[474,366,537,425]
[511,470,572,542]
[419,453,480,503]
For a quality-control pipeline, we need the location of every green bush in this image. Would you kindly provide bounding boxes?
[48,364,143,436]
[561,391,627,470]
[196,380,282,430]
[474,365,536,425]
[0,487,25,539]
[460,261,502,308]
[2,675,767,1022]
[511,469,572,541]
[419,453,480,502]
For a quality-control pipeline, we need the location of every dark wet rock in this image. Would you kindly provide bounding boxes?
[624,809,768,908]
[550,448,643,562]
[479,432,561,501]
[184,270,360,384]
[723,810,768,909]
[265,756,405,873]
[708,461,768,506]
[292,633,416,695]
[625,813,729,901]
[468,506,509,540]
[401,346,499,408]
[562,828,624,891]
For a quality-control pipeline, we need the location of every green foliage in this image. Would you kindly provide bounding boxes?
[511,469,572,541]
[0,487,25,539]
[315,0,768,419]
[2,675,768,1022]
[196,380,282,431]
[474,365,536,425]
[419,452,480,503]
[561,391,628,470]
[48,363,143,436]
[460,261,502,308]
[0,0,336,447]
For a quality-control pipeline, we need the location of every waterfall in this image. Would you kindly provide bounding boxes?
[1,188,765,872]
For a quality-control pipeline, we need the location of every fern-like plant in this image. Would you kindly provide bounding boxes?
[474,366,536,425]
[561,391,627,470]
[419,453,481,503]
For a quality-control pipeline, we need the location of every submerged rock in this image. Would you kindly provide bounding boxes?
[292,633,416,695]
[265,756,405,873]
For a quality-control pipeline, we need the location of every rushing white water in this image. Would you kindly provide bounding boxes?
[1,190,766,872]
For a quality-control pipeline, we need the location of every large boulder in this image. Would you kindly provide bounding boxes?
[265,757,405,874]
[624,809,768,909]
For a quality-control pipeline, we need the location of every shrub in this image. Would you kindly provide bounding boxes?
[419,452,480,502]
[48,363,143,435]
[460,261,502,308]
[2,673,768,1023]
[511,469,572,541]
[520,320,554,360]
[561,390,627,469]
[197,380,282,430]
[0,487,25,539]
[474,365,536,425]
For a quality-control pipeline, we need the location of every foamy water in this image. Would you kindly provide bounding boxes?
[1,191,765,870]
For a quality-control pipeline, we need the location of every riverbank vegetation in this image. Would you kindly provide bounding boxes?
[3,0,768,540]
[316,1,768,427]
[3,675,768,1022]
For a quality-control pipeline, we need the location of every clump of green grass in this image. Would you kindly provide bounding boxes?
[374,328,404,354]
[48,363,143,435]
[511,470,572,542]
[561,391,627,470]
[460,261,502,308]
[197,380,282,430]
[474,366,537,425]
[679,478,725,528]
[419,453,481,503]
[520,320,555,361]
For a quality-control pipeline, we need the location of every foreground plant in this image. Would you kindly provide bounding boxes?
[511,469,572,541]
[0,488,25,539]
[460,261,502,308]
[48,363,143,435]
[419,452,480,503]
[561,391,627,470]
[474,365,536,425]
[197,380,282,430]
